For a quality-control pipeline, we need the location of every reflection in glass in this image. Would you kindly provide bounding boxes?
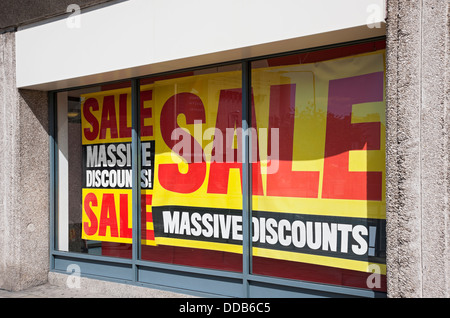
[250,41,387,291]
[138,65,244,272]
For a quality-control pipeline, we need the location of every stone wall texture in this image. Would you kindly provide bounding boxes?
[0,0,115,31]
[0,31,49,291]
[385,0,449,297]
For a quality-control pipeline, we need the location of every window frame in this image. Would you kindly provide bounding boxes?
[49,36,387,298]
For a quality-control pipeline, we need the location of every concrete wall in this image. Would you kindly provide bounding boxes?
[0,31,50,291]
[385,0,449,297]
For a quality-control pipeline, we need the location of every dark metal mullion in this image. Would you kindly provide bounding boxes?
[131,79,141,282]
[49,91,57,270]
[241,61,252,297]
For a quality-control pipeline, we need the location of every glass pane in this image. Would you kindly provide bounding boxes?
[57,81,134,258]
[139,65,244,272]
[251,41,387,291]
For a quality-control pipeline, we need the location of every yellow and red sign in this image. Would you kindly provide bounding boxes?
[81,50,386,274]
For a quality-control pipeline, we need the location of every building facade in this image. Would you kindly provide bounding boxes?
[0,0,448,298]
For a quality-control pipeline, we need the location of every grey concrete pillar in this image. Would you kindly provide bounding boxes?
[386,0,449,297]
[0,31,49,291]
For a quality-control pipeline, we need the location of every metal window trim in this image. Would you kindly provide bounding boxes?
[241,60,252,297]
[131,78,141,282]
[50,254,383,298]
[49,91,57,271]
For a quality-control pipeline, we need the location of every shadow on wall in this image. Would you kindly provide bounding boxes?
[19,89,49,135]
[0,0,128,31]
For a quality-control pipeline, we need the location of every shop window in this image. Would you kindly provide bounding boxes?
[55,40,386,295]
[251,41,386,291]
[56,81,134,258]
[139,65,244,271]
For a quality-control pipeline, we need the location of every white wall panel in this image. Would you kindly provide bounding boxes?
[16,0,386,90]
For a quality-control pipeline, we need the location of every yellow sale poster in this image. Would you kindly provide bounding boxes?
[81,50,386,274]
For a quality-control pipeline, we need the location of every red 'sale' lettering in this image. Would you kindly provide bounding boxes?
[98,193,119,237]
[83,192,98,236]
[267,84,320,198]
[119,93,131,138]
[141,194,154,240]
[207,88,264,195]
[83,98,100,141]
[158,92,206,193]
[322,72,383,201]
[119,193,132,239]
[99,95,119,140]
